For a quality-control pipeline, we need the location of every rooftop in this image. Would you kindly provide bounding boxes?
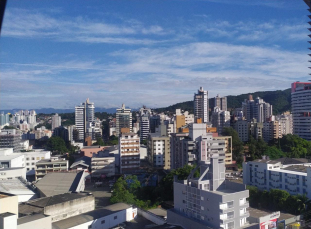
[19,192,92,216]
[36,159,67,164]
[148,208,167,219]
[35,171,84,197]
[17,214,49,225]
[282,165,309,173]
[82,146,105,149]
[52,203,131,229]
[0,179,35,195]
[253,158,311,165]
[248,207,295,221]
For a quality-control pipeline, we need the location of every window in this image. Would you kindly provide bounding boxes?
[26,158,29,161]
[101,220,105,224]
[27,168,30,171]
[41,157,44,159]
[114,216,117,220]
[32,163,35,165]
[32,157,35,160]
[26,163,29,166]
[36,157,40,160]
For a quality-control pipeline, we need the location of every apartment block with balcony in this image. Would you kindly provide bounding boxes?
[243,158,311,199]
[147,133,170,169]
[35,157,68,180]
[119,132,140,173]
[213,136,233,165]
[168,155,249,229]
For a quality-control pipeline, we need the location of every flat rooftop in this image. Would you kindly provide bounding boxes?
[148,208,167,218]
[52,203,131,229]
[248,207,295,221]
[282,165,308,173]
[36,159,67,164]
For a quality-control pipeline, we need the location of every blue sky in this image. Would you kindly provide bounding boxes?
[0,0,310,109]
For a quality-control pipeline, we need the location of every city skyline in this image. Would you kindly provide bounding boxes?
[0,0,310,109]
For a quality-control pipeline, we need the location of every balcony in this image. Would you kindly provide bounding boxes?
[220,215,234,224]
[240,212,249,217]
[219,204,234,213]
[239,201,249,208]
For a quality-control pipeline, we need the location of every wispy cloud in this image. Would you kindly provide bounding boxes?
[2,8,169,45]
[1,42,308,109]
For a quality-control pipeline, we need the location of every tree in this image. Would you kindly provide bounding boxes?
[46,136,68,154]
[141,139,147,146]
[110,177,135,205]
[264,146,285,160]
[93,137,105,146]
[3,126,15,130]
[222,127,244,161]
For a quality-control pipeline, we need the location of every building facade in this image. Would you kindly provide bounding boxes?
[291,82,311,140]
[116,104,132,136]
[119,133,140,173]
[51,114,61,131]
[194,87,209,123]
[211,107,230,135]
[170,156,249,229]
[243,158,311,199]
[91,151,115,177]
[214,94,227,111]
[35,158,68,180]
[147,133,170,169]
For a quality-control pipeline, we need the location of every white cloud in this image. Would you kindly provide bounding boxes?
[1,42,308,109]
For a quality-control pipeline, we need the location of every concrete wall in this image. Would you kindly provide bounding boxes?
[0,167,26,180]
[0,213,17,229]
[0,195,18,215]
[45,195,95,222]
[18,215,51,229]
[137,208,165,225]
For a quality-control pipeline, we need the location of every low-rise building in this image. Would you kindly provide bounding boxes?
[0,148,25,169]
[34,171,87,197]
[35,158,68,180]
[0,167,26,180]
[18,192,95,222]
[51,203,137,229]
[91,151,115,178]
[243,158,311,199]
[0,178,37,202]
[169,155,249,229]
[80,146,106,157]
[0,129,23,152]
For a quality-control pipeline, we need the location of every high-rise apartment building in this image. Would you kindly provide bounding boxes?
[214,94,227,111]
[194,87,209,123]
[276,113,293,137]
[116,104,132,136]
[75,98,95,141]
[169,155,249,229]
[119,132,140,173]
[52,113,61,131]
[291,82,311,140]
[139,106,151,141]
[211,107,230,135]
[0,112,9,128]
[242,96,272,123]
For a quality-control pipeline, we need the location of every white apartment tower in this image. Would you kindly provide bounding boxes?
[211,107,230,135]
[119,132,140,173]
[194,87,209,123]
[291,82,311,140]
[75,98,95,141]
[139,106,151,141]
[242,96,272,123]
[116,104,132,136]
[52,113,61,131]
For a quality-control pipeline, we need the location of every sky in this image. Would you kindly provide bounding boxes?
[1,0,310,109]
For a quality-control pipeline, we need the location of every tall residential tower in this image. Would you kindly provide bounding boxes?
[194,87,209,123]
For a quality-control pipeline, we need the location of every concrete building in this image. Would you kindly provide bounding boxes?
[214,94,227,111]
[35,158,68,180]
[18,193,95,223]
[169,155,249,229]
[232,120,249,142]
[139,107,151,141]
[0,148,24,169]
[116,104,132,136]
[194,87,209,123]
[51,203,137,229]
[0,112,10,128]
[51,114,61,131]
[249,119,263,140]
[75,98,95,141]
[262,121,279,143]
[243,158,311,199]
[0,167,26,180]
[242,95,273,123]
[0,129,23,152]
[52,126,69,142]
[119,132,140,173]
[150,115,161,133]
[0,192,19,215]
[22,149,51,175]
[211,107,230,135]
[291,82,311,140]
[91,151,115,178]
[213,136,233,165]
[276,113,293,137]
[34,127,52,140]
[147,133,171,169]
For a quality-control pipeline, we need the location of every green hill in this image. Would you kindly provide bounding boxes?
[154,88,291,115]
